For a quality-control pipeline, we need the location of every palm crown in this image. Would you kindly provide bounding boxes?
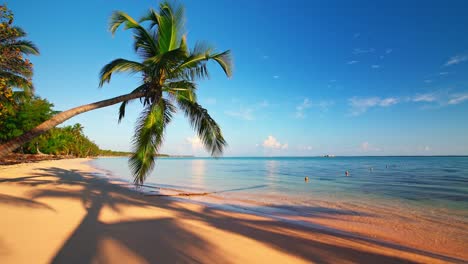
[99,2,232,184]
[0,4,39,97]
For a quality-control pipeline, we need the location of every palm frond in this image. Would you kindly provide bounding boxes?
[143,47,187,80]
[176,43,232,80]
[109,11,140,35]
[157,1,185,53]
[0,26,26,42]
[129,99,176,184]
[109,11,158,57]
[177,98,226,156]
[179,35,189,56]
[6,40,40,55]
[139,8,160,29]
[0,71,33,94]
[99,58,144,87]
[117,84,148,123]
[210,50,232,78]
[163,80,197,101]
[118,101,128,123]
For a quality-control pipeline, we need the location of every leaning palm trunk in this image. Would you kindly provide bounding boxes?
[1,2,231,185]
[0,91,144,156]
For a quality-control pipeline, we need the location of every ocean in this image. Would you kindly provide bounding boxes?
[89,156,468,220]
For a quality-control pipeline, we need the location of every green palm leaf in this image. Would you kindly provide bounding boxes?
[109,11,158,58]
[6,40,39,55]
[156,2,185,53]
[177,97,226,156]
[117,84,148,123]
[129,99,176,184]
[99,59,144,86]
[163,80,197,101]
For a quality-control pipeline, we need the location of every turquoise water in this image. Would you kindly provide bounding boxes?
[90,156,468,216]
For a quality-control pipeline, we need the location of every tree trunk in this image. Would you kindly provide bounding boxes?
[36,142,44,155]
[0,91,144,157]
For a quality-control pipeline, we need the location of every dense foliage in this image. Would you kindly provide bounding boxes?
[0,96,100,157]
[0,96,55,141]
[99,149,169,157]
[26,124,100,157]
[0,4,39,118]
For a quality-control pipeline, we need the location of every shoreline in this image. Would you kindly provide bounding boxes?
[0,158,466,263]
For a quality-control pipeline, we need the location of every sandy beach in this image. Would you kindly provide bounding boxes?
[0,159,466,264]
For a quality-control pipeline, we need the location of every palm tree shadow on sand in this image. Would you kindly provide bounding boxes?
[1,167,465,264]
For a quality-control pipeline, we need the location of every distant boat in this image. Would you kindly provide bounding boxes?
[322,154,336,158]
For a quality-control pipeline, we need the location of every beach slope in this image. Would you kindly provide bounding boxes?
[0,159,464,264]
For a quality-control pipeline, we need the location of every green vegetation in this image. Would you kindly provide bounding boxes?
[98,149,133,156]
[0,96,100,157]
[0,96,54,141]
[27,124,100,157]
[99,149,169,157]
[0,4,39,120]
[0,2,232,186]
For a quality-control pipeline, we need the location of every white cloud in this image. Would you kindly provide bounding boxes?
[353,33,360,39]
[185,136,203,150]
[225,107,254,120]
[439,72,449,75]
[295,98,311,119]
[412,93,437,103]
[262,55,269,59]
[385,48,393,54]
[371,65,380,69]
[262,136,288,149]
[424,146,431,152]
[380,97,399,106]
[273,75,279,79]
[444,54,468,66]
[348,91,468,115]
[347,60,359,65]
[424,79,432,83]
[412,91,468,106]
[448,94,468,105]
[348,96,398,115]
[295,98,334,118]
[353,48,375,54]
[349,97,379,115]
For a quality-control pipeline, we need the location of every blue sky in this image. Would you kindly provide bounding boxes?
[9,0,468,156]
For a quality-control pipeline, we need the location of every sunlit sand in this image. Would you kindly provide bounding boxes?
[1,159,466,263]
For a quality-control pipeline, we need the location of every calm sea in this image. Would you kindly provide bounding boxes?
[89,156,468,219]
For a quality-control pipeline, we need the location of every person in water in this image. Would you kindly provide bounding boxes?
[345,171,349,176]
[304,176,309,182]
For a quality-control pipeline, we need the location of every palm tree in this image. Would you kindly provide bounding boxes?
[0,4,39,95]
[0,1,232,184]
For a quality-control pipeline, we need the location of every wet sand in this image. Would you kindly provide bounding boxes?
[0,159,466,263]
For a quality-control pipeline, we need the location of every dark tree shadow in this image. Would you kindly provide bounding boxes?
[0,194,55,211]
[1,166,466,263]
